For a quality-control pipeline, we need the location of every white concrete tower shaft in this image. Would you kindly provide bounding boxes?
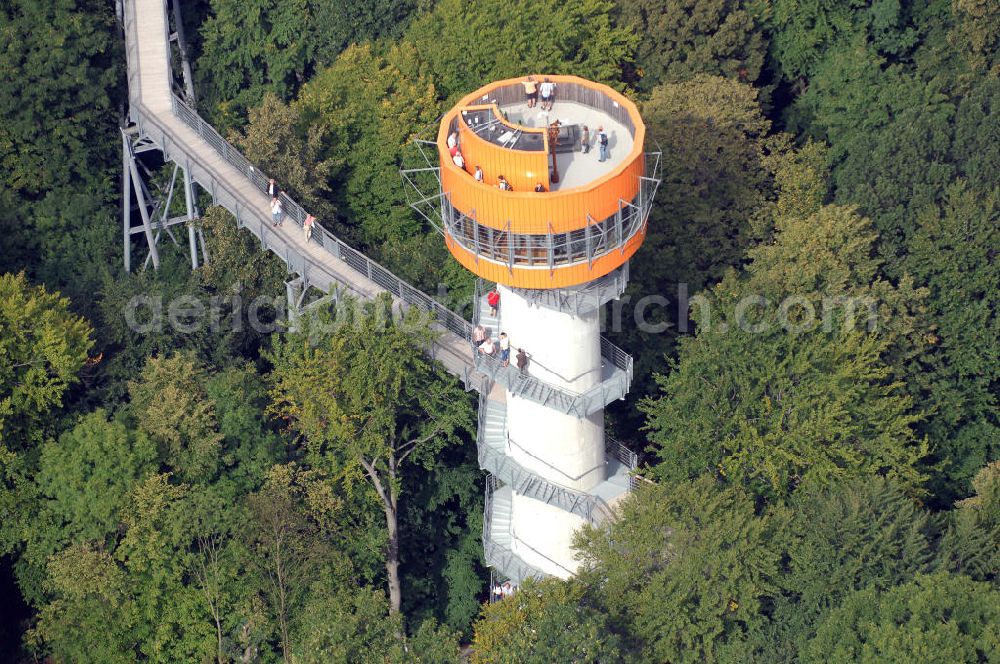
[499,286,606,575]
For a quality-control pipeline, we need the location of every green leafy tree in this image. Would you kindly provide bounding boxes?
[949,0,1000,73]
[0,272,93,444]
[935,461,1000,583]
[309,0,421,65]
[230,93,339,225]
[615,0,769,89]
[204,363,285,490]
[96,257,231,404]
[243,462,355,662]
[768,0,917,82]
[26,543,138,664]
[399,442,485,635]
[14,411,156,606]
[128,353,224,482]
[196,0,315,127]
[0,0,121,319]
[471,578,622,664]
[404,0,637,99]
[199,206,287,303]
[802,572,1000,663]
[114,473,209,662]
[196,0,421,127]
[901,183,1000,496]
[610,76,781,434]
[0,0,119,195]
[642,206,929,499]
[757,477,935,660]
[295,43,439,250]
[268,296,473,614]
[574,476,782,662]
[293,581,460,663]
[781,477,933,612]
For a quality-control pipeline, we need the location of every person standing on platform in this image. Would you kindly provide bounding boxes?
[581,125,591,153]
[523,76,538,108]
[539,77,556,110]
[497,175,512,191]
[597,126,609,162]
[474,165,484,182]
[499,332,510,367]
[304,214,315,241]
[268,178,279,199]
[488,287,500,317]
[271,196,283,227]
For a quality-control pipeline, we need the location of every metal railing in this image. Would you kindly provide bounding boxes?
[477,392,617,525]
[512,263,629,315]
[474,351,630,417]
[483,475,547,584]
[165,94,475,345]
[471,283,633,417]
[607,437,638,470]
[443,192,648,270]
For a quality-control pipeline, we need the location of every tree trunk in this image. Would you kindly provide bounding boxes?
[384,499,402,614]
[361,456,404,615]
[385,459,402,614]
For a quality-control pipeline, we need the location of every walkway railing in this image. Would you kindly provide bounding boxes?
[168,95,474,343]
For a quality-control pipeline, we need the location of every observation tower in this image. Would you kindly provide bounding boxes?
[434,76,661,583]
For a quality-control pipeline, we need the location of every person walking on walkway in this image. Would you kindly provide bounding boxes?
[473,324,486,346]
[304,214,315,241]
[516,348,528,373]
[488,287,500,317]
[271,196,283,226]
[268,178,279,199]
[597,126,609,163]
[499,332,510,367]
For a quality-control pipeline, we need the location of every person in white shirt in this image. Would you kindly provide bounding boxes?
[474,165,484,182]
[270,197,283,227]
[453,151,465,169]
[447,131,458,149]
[539,78,556,110]
[499,332,511,367]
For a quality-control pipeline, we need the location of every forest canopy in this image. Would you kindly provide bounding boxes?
[0,0,997,660]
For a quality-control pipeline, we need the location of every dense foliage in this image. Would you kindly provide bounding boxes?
[1,0,997,659]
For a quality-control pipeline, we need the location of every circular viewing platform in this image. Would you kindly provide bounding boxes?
[437,75,653,290]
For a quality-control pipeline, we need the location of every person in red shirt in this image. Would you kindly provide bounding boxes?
[487,287,500,317]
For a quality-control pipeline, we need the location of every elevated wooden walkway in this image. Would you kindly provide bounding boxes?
[121,0,476,381]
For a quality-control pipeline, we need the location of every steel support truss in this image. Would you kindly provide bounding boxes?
[121,125,208,273]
